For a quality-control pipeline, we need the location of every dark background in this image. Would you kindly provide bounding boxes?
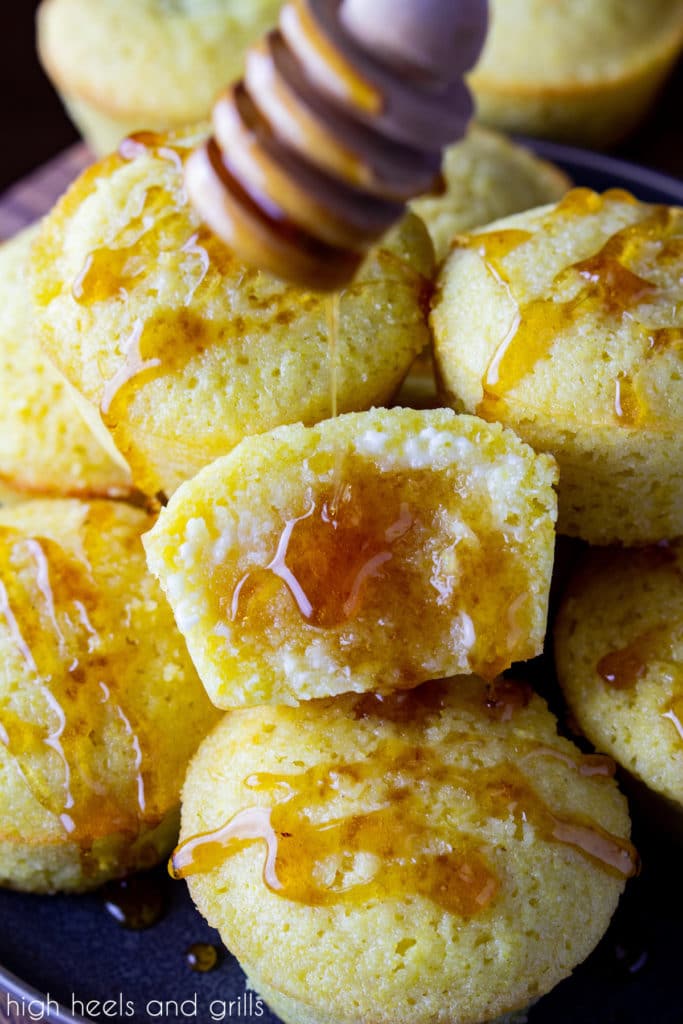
[1,0,682,194]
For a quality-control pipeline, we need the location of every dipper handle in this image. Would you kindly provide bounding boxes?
[185,0,488,289]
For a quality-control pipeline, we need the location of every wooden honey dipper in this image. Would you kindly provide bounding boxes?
[185,0,488,289]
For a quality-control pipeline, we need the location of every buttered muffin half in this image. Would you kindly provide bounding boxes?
[432,188,683,546]
[37,0,282,154]
[555,541,683,817]
[0,227,133,503]
[144,408,558,708]
[173,677,635,1024]
[468,0,683,145]
[31,127,434,498]
[0,498,220,893]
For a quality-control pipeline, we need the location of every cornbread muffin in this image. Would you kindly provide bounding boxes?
[31,127,434,498]
[0,227,133,502]
[411,126,570,263]
[173,676,635,1024]
[555,542,683,815]
[468,0,683,146]
[37,0,282,155]
[432,188,683,545]
[144,408,558,708]
[0,498,220,893]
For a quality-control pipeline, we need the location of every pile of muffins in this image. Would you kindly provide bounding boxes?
[0,2,682,1023]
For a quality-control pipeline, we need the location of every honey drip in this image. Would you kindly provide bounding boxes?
[68,133,235,427]
[186,943,220,973]
[216,457,539,682]
[102,870,168,930]
[484,677,533,721]
[597,620,683,746]
[463,195,681,423]
[356,682,616,778]
[520,747,616,779]
[662,696,683,744]
[172,735,638,907]
[613,374,641,426]
[647,326,683,354]
[0,524,149,840]
[597,621,683,690]
[326,291,341,421]
[231,483,413,629]
[352,680,449,724]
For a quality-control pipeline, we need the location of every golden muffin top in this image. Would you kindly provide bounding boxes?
[432,188,683,433]
[0,227,133,501]
[555,541,683,808]
[37,0,282,124]
[31,127,434,497]
[176,676,633,1024]
[0,498,219,851]
[470,0,683,88]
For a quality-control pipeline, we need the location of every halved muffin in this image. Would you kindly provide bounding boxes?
[144,408,558,708]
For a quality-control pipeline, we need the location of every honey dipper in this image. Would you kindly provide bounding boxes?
[185,0,489,289]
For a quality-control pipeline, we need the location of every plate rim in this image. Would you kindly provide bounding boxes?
[520,135,683,203]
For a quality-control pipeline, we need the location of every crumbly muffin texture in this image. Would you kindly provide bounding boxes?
[144,408,558,708]
[31,127,434,498]
[37,0,283,153]
[432,188,683,545]
[177,677,632,1024]
[0,227,133,501]
[0,498,220,892]
[555,541,683,810]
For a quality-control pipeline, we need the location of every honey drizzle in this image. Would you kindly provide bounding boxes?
[597,620,683,747]
[520,746,616,779]
[231,487,413,629]
[69,134,223,425]
[213,458,543,682]
[171,738,638,907]
[662,697,683,743]
[597,621,683,690]
[0,525,149,839]
[613,374,641,426]
[100,320,161,416]
[186,943,220,973]
[484,677,533,721]
[463,192,681,423]
[326,291,341,420]
[102,870,168,930]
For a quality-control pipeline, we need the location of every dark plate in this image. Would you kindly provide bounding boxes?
[1,140,682,1024]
